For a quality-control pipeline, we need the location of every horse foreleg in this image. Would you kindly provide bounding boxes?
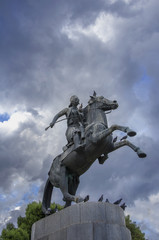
[112,140,146,158]
[92,125,136,143]
[107,125,136,137]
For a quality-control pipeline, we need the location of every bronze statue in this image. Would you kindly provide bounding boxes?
[42,92,146,215]
[46,95,85,151]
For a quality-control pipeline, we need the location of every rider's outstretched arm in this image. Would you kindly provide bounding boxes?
[50,108,68,128]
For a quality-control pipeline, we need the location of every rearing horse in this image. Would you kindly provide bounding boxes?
[42,93,146,214]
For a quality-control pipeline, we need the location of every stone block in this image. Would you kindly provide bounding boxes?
[105,202,125,225]
[31,202,131,240]
[45,212,61,235]
[67,223,93,240]
[80,202,106,223]
[60,203,80,228]
[48,228,67,240]
[93,222,131,240]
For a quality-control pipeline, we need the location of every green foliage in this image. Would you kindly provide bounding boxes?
[1,223,28,240]
[125,215,146,240]
[4,223,15,231]
[1,201,63,240]
[18,201,45,237]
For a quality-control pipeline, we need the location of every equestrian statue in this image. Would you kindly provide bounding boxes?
[42,92,146,215]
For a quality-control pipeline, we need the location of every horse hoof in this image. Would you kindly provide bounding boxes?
[75,196,84,203]
[137,149,147,158]
[127,129,136,137]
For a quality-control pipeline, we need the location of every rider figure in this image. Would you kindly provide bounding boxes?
[49,95,85,151]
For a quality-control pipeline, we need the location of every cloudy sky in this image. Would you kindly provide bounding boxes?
[0,0,159,239]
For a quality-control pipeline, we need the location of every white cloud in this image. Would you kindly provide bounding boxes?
[126,193,159,237]
[0,111,33,133]
[62,12,124,45]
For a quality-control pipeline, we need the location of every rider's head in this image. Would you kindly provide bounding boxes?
[69,95,79,107]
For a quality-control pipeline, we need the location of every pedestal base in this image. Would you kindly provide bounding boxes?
[31,202,131,240]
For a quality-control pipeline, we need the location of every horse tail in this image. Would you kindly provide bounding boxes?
[42,177,53,215]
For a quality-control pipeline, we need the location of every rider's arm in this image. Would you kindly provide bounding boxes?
[50,108,68,128]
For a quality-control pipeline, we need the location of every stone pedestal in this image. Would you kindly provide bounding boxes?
[31,202,131,240]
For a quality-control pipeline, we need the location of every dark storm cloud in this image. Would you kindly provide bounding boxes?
[0,0,70,108]
[0,117,41,191]
[0,0,146,108]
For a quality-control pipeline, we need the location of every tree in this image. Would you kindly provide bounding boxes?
[125,215,146,240]
[1,202,63,240]
[1,223,28,240]
[18,201,63,239]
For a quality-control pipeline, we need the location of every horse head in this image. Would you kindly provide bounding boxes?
[88,92,118,111]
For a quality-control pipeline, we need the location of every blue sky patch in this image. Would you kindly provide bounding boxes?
[133,71,152,102]
[22,184,40,203]
[0,113,10,122]
[0,194,6,201]
[31,184,40,195]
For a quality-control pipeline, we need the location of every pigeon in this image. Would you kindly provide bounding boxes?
[45,208,52,216]
[98,194,104,202]
[120,135,127,141]
[105,198,109,203]
[84,195,89,202]
[113,198,122,205]
[120,203,127,210]
[54,205,58,213]
[113,136,118,142]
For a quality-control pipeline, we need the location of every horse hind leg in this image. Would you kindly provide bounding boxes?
[112,140,146,158]
[42,178,53,215]
[60,166,84,204]
[64,175,80,208]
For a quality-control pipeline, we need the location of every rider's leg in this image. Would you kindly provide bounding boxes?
[73,133,80,148]
[73,132,85,150]
[80,126,85,140]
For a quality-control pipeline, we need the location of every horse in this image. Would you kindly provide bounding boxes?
[42,93,146,214]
